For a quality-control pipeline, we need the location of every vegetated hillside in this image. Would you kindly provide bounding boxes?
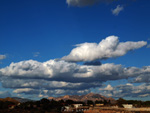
[48,93,116,104]
[0,97,19,104]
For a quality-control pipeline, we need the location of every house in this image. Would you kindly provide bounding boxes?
[64,106,70,111]
[73,104,83,108]
[122,104,133,108]
[95,103,104,107]
[8,105,16,109]
[111,105,119,108]
[62,105,74,112]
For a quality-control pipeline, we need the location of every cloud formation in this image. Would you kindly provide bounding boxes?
[0,55,6,60]
[131,66,150,83]
[100,83,150,98]
[0,58,150,97]
[66,0,115,7]
[111,5,124,16]
[1,60,150,83]
[0,36,149,98]
[62,36,147,62]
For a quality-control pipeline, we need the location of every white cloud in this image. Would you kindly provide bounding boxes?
[0,60,53,79]
[99,83,150,98]
[62,36,147,62]
[13,88,33,93]
[100,84,113,91]
[0,36,149,98]
[66,0,114,7]
[1,78,100,90]
[127,66,150,83]
[0,55,6,60]
[111,5,124,16]
[46,89,90,96]
[13,88,91,97]
[1,58,150,97]
[139,94,150,97]
[2,59,150,84]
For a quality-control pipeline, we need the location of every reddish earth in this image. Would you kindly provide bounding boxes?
[84,109,150,113]
[0,97,19,103]
[85,110,117,113]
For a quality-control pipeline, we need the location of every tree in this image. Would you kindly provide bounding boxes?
[117,98,127,107]
[95,100,103,104]
[87,100,94,105]
[66,99,74,105]
[40,98,50,104]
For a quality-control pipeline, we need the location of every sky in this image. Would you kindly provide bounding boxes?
[0,0,150,100]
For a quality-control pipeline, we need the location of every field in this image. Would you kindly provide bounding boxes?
[84,107,150,113]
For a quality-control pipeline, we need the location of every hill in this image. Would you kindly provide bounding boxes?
[48,93,116,104]
[12,97,33,103]
[0,97,19,103]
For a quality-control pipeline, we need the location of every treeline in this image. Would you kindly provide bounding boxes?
[0,98,111,112]
[1,98,150,113]
[117,98,150,107]
[0,98,64,113]
[0,101,16,109]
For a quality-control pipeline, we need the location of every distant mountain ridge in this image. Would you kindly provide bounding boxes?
[48,93,116,104]
[0,97,33,103]
[12,97,33,103]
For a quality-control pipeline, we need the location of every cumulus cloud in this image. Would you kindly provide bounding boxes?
[1,78,101,90]
[99,84,113,91]
[0,55,6,60]
[139,94,150,97]
[66,0,114,7]
[13,88,90,97]
[45,89,90,96]
[1,58,150,97]
[13,88,35,94]
[131,66,150,83]
[2,59,150,83]
[99,83,150,98]
[111,5,124,16]
[0,36,149,98]
[62,36,147,62]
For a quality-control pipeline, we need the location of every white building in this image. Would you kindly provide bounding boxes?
[122,104,133,108]
[73,104,83,108]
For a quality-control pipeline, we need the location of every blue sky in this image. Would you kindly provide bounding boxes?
[0,0,150,100]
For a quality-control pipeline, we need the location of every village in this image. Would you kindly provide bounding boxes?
[1,97,150,113]
[61,103,150,113]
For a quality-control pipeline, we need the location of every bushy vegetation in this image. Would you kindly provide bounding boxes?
[0,98,64,113]
[0,101,15,109]
[1,98,150,113]
[117,98,150,107]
